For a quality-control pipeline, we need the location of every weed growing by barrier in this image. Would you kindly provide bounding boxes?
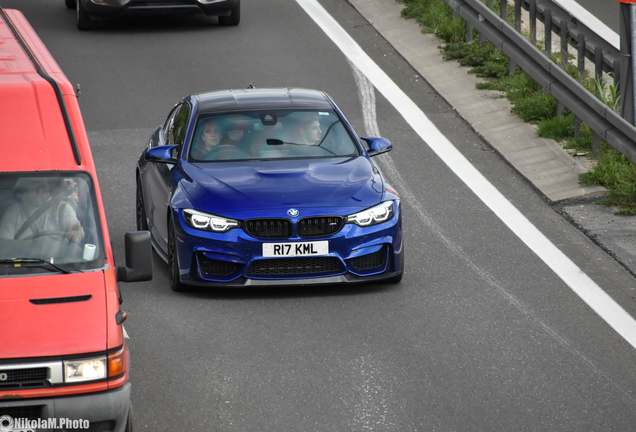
[399,0,636,213]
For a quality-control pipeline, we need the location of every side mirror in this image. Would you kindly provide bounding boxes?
[145,145,178,164]
[117,231,153,282]
[361,137,392,157]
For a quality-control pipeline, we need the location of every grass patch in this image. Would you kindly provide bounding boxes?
[537,113,575,141]
[399,0,636,212]
[400,0,466,42]
[580,147,636,214]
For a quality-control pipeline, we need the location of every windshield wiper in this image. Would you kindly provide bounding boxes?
[0,258,72,274]
[266,120,343,156]
[265,138,338,156]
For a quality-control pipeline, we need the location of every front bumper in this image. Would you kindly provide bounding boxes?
[172,203,403,287]
[0,383,131,432]
[81,0,238,19]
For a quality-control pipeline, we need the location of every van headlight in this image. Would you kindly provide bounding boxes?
[64,357,106,383]
[183,209,239,233]
[346,201,394,227]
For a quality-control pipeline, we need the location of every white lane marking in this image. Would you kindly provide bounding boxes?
[552,0,619,49]
[297,0,636,350]
[349,64,636,404]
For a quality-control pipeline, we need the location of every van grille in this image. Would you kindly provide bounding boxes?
[0,405,44,420]
[0,367,48,390]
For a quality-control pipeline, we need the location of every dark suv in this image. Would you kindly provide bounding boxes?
[66,0,240,30]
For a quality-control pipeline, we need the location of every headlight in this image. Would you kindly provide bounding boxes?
[183,209,239,233]
[346,201,394,227]
[64,357,106,383]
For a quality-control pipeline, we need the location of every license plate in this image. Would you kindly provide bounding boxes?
[263,241,328,257]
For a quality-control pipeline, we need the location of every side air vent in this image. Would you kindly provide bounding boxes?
[30,295,92,305]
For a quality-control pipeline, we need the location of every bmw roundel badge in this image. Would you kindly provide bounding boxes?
[288,209,300,217]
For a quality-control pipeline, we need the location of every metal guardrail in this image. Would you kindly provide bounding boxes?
[441,0,636,165]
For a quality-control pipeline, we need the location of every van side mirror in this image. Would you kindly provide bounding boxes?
[117,231,153,282]
[361,137,392,157]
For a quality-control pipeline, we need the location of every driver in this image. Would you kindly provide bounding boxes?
[296,113,322,145]
[0,178,84,243]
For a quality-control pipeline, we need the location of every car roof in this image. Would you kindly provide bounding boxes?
[193,88,334,114]
[0,9,88,173]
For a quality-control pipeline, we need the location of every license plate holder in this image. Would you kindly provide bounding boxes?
[263,241,328,257]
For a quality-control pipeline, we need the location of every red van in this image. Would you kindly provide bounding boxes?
[0,8,151,432]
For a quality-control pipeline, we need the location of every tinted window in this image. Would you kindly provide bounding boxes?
[188,109,360,162]
[171,103,191,146]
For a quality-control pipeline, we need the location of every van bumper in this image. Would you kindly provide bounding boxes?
[0,383,131,432]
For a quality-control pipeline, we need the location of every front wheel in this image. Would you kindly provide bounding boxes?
[218,0,240,26]
[136,177,148,231]
[124,405,133,432]
[77,0,98,30]
[168,219,187,292]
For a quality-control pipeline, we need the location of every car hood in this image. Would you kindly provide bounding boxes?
[183,157,384,213]
[0,272,107,358]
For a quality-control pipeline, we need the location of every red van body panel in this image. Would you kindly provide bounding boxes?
[0,9,114,267]
[0,272,107,359]
[0,9,148,431]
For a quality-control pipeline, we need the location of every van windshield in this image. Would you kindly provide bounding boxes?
[0,172,105,275]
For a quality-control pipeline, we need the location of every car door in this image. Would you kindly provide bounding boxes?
[143,102,191,256]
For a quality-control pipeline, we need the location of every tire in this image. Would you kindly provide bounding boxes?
[77,0,98,30]
[124,405,133,432]
[218,0,240,26]
[65,0,77,9]
[168,219,187,292]
[136,177,148,231]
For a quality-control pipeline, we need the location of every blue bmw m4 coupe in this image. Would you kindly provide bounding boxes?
[136,87,403,291]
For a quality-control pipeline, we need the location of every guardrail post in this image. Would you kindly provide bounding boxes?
[577,33,585,81]
[544,8,552,58]
[592,40,605,154]
[593,133,602,157]
[504,0,515,75]
[560,18,569,70]
[618,1,635,125]
[573,33,585,138]
[514,0,521,32]
[614,57,623,112]
[595,45,603,98]
[556,19,569,116]
[500,0,507,20]
[529,0,537,47]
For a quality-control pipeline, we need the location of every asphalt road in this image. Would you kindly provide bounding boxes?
[4,1,636,430]
[576,0,619,32]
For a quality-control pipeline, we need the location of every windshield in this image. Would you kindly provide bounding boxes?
[0,172,105,275]
[188,109,361,162]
